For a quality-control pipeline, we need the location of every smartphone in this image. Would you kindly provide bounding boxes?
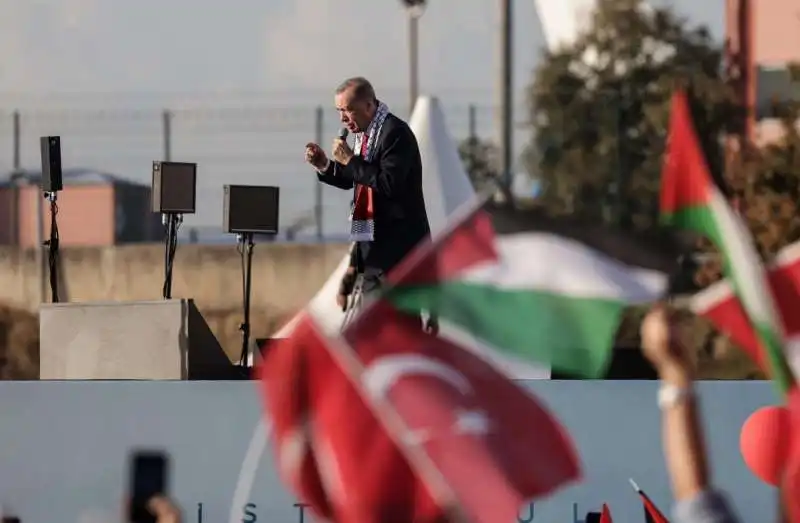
[2,518,21,523]
[584,512,602,523]
[128,451,169,523]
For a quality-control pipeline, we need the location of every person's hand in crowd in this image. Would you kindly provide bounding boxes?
[640,303,692,386]
[640,304,744,523]
[147,496,181,523]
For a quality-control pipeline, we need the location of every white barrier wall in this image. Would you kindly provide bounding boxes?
[0,381,777,523]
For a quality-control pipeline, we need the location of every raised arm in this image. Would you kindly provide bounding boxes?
[640,306,740,523]
[316,160,354,190]
[306,142,353,190]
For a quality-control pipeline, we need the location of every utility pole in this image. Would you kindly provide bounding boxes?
[409,14,420,113]
[723,0,755,213]
[724,0,755,148]
[498,0,514,192]
[402,0,427,115]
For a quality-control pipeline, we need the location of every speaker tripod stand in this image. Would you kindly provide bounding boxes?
[161,213,183,300]
[237,232,256,367]
[43,191,61,303]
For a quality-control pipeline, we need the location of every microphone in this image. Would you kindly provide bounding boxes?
[334,128,349,176]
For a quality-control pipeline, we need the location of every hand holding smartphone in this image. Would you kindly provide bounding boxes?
[128,450,169,523]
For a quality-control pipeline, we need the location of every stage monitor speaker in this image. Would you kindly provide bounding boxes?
[40,136,63,192]
[151,161,197,214]
[223,184,280,234]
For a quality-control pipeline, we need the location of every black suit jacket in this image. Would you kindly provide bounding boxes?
[317,113,430,274]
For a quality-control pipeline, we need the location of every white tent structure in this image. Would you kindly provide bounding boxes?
[533,0,599,51]
[533,0,657,54]
[270,96,475,340]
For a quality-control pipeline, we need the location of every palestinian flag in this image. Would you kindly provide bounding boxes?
[660,90,794,394]
[384,195,681,378]
[629,479,669,523]
[691,240,800,378]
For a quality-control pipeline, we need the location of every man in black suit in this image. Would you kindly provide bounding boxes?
[304,77,431,313]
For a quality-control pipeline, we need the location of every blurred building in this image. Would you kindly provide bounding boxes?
[726,0,800,145]
[0,168,161,247]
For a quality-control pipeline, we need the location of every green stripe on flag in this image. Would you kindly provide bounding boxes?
[389,282,626,378]
[662,205,724,247]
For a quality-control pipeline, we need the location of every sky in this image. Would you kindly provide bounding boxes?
[0,0,725,230]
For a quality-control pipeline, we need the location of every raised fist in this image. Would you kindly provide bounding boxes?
[304,143,328,170]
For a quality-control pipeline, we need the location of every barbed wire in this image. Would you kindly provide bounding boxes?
[0,102,532,232]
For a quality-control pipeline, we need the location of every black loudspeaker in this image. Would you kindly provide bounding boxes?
[151,161,197,214]
[223,185,280,234]
[40,136,63,192]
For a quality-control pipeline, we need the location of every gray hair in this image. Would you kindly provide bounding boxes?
[335,77,376,103]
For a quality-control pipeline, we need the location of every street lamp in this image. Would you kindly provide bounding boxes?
[400,0,426,114]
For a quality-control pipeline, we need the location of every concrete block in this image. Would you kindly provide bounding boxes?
[39,299,237,380]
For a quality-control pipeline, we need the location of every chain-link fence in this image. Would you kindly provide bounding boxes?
[0,102,522,240]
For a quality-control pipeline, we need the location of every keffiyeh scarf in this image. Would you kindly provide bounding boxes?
[349,101,390,242]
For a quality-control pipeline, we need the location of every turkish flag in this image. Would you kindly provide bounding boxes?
[260,314,444,523]
[257,333,333,520]
[691,240,800,376]
[342,302,581,523]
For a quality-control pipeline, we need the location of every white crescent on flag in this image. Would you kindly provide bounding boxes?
[362,354,474,399]
[362,354,491,445]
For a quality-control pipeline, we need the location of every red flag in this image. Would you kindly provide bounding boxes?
[259,314,445,523]
[257,334,333,520]
[691,240,800,377]
[785,387,800,522]
[342,301,581,523]
[600,503,614,523]
[629,479,670,523]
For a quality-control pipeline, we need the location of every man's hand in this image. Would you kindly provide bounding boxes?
[338,267,357,311]
[640,304,692,383]
[305,143,329,171]
[332,138,355,166]
[336,292,348,311]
